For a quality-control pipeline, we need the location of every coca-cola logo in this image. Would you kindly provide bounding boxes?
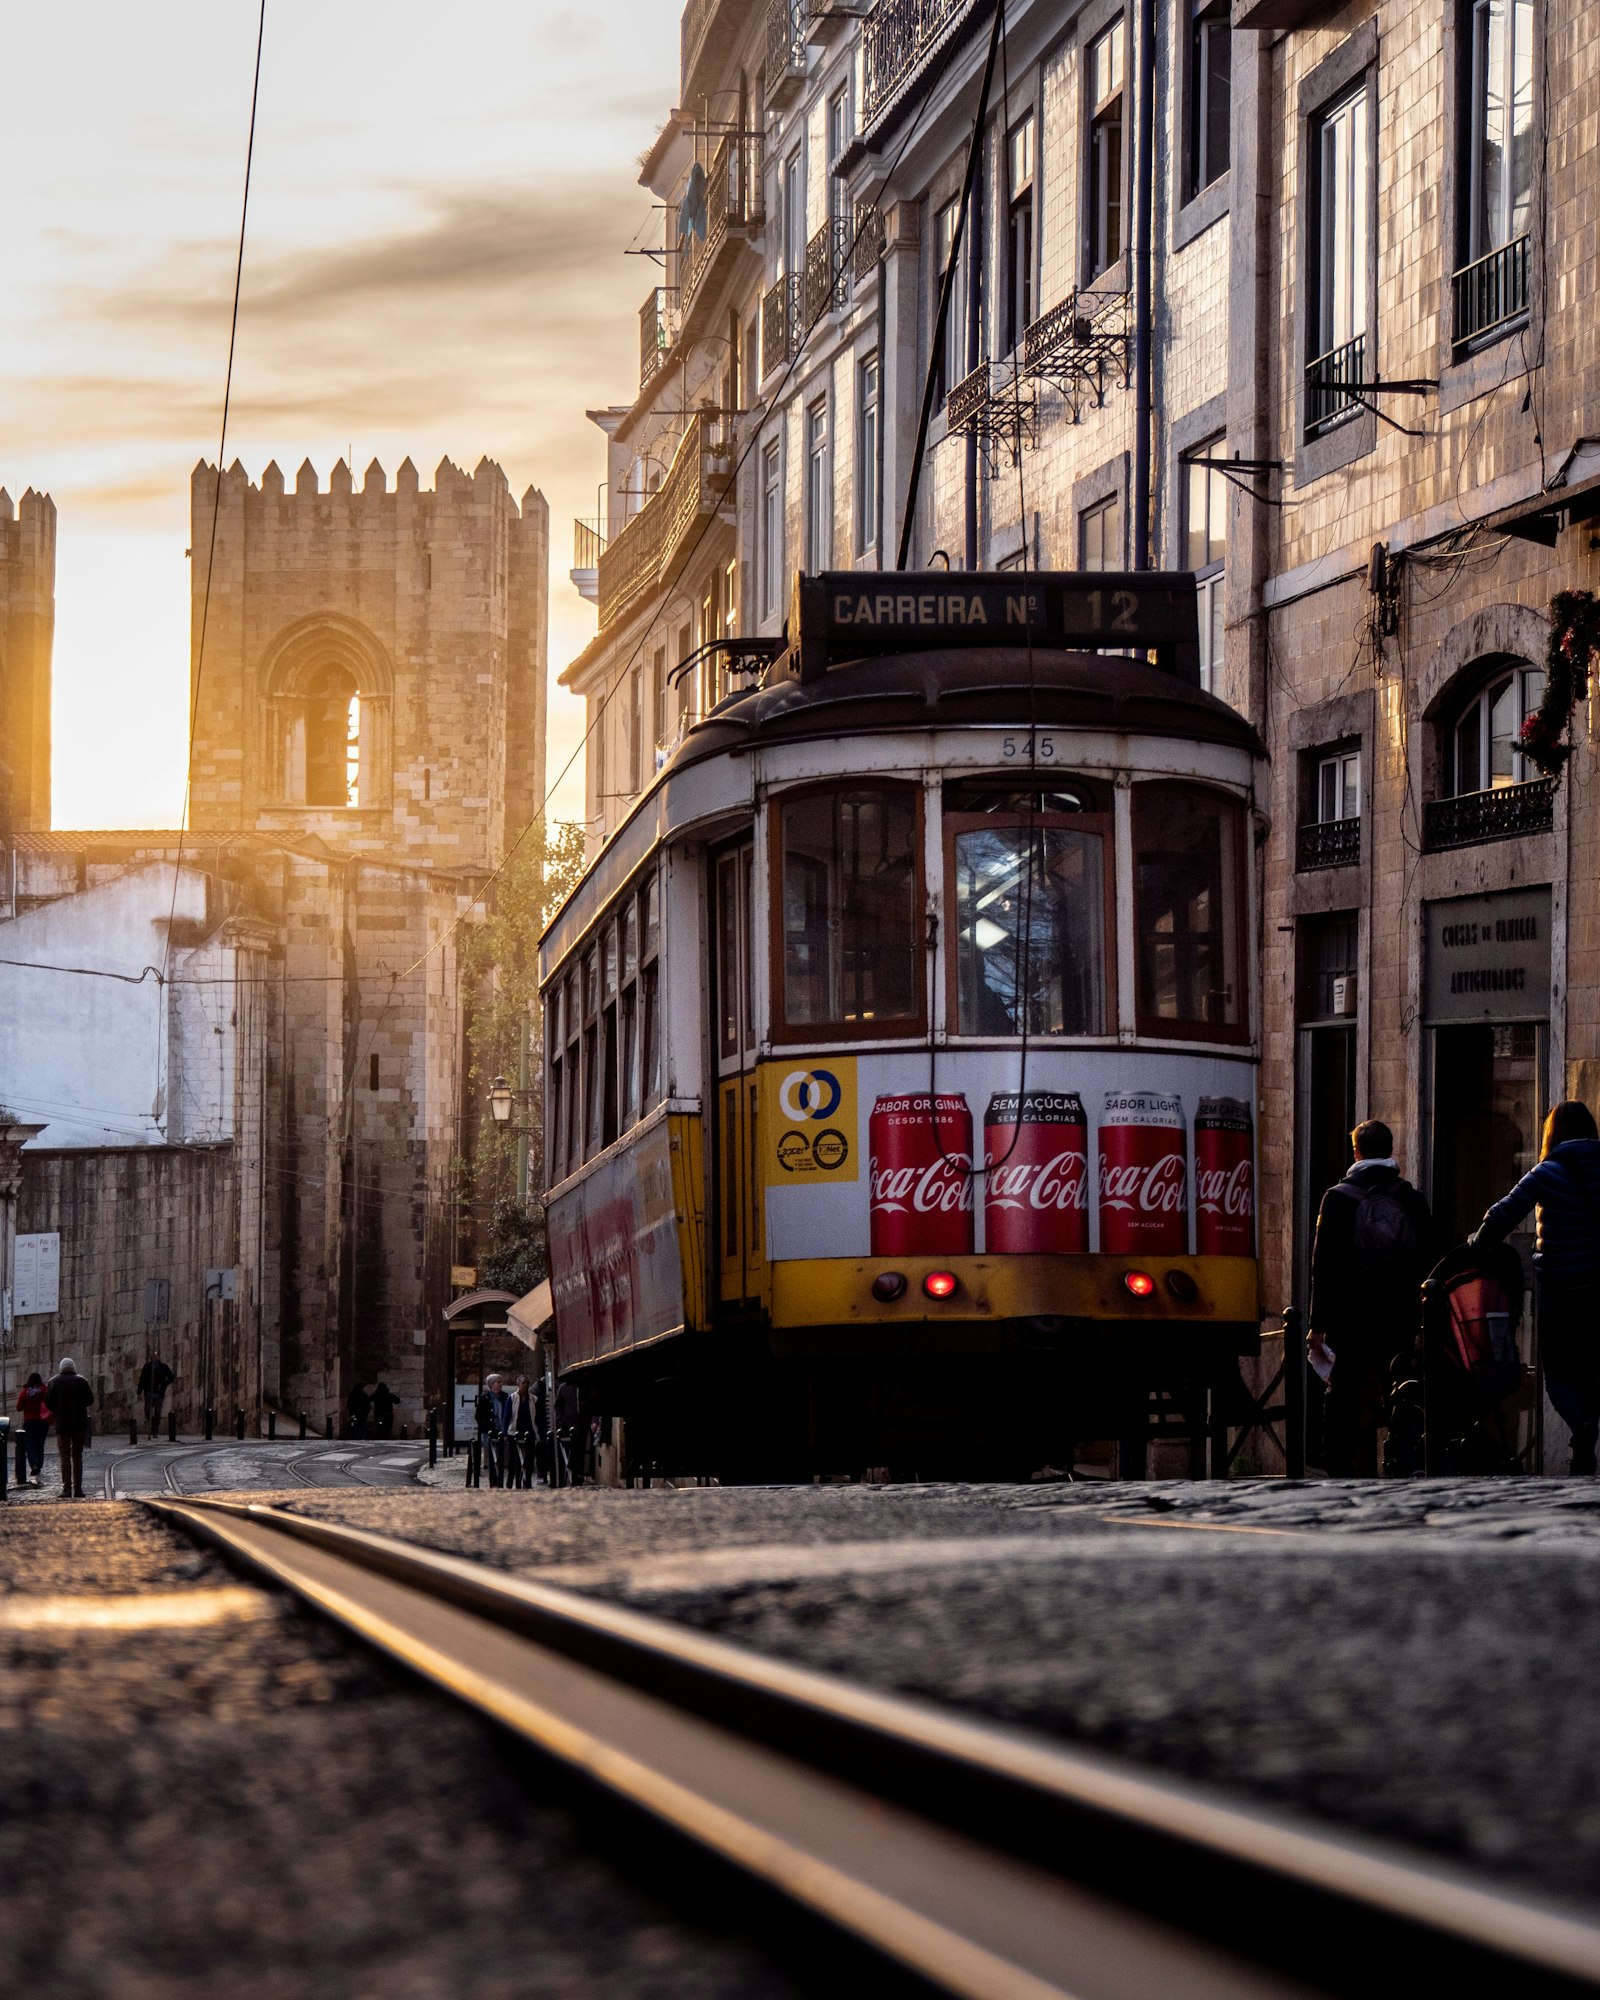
[1099,1151,1186,1214]
[1196,1158,1254,1216]
[986,1150,1088,1212]
[870,1154,975,1216]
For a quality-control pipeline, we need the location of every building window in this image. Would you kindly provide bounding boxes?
[1132,783,1248,1040]
[628,658,644,796]
[1296,746,1362,871]
[1447,663,1545,795]
[933,198,965,404]
[856,354,879,555]
[1080,493,1122,572]
[759,438,783,619]
[676,622,694,730]
[1456,0,1534,345]
[805,399,830,570]
[1005,113,1036,352]
[592,694,608,810]
[784,150,805,276]
[1086,22,1125,280]
[828,85,852,228]
[1317,748,1361,821]
[1307,82,1371,436]
[775,784,921,1037]
[1186,2,1231,201]
[303,667,360,807]
[651,646,668,769]
[1183,438,1227,693]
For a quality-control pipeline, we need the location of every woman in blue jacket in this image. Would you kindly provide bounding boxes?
[1472,1100,1600,1473]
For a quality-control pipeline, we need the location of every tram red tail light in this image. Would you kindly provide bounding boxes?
[923,1270,959,1300]
[1123,1271,1157,1298]
[871,1272,907,1302]
[1164,1269,1199,1303]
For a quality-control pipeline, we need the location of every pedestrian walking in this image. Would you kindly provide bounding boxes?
[1470,1100,1600,1474]
[370,1380,397,1439]
[137,1352,175,1439]
[506,1373,537,1487]
[553,1376,581,1488]
[14,1372,51,1486]
[346,1380,372,1439]
[1308,1119,1435,1477]
[475,1373,510,1487]
[45,1358,94,1500]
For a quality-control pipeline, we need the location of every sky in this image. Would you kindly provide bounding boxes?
[0,0,678,829]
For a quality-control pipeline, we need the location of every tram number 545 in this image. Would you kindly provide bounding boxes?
[1002,733,1057,761]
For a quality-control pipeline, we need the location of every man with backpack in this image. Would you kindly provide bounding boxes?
[1309,1119,1435,1476]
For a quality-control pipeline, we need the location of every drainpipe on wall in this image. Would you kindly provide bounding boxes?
[1132,0,1157,568]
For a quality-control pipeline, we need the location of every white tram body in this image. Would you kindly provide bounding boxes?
[539,572,1267,1476]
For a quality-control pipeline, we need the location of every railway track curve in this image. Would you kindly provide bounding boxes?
[142,1496,1600,2000]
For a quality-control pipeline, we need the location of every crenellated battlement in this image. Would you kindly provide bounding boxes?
[0,483,56,832]
[193,455,547,527]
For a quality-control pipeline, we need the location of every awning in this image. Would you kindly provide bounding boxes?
[507,1279,554,1352]
[442,1287,517,1328]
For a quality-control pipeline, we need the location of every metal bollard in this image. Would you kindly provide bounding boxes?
[14,1425,26,1487]
[168,1409,177,1443]
[468,1437,482,1489]
[428,1406,438,1468]
[129,1417,139,1445]
[268,1409,276,1440]
[1283,1305,1306,1480]
[235,1406,245,1441]
[325,1414,334,1439]
[204,1405,215,1442]
[298,1410,307,1439]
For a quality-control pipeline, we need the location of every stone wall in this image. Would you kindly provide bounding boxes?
[0,485,54,837]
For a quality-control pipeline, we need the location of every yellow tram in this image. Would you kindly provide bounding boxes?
[539,571,1266,1478]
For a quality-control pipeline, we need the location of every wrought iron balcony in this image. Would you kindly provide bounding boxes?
[1296,815,1361,872]
[852,201,885,280]
[862,0,975,125]
[1423,778,1556,852]
[572,519,607,570]
[761,272,803,375]
[597,411,737,630]
[1021,286,1132,420]
[803,217,850,324]
[766,0,806,88]
[1305,331,1365,437]
[640,286,676,388]
[678,133,764,321]
[1453,235,1530,348]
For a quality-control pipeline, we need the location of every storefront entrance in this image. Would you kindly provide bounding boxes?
[1429,1021,1544,1245]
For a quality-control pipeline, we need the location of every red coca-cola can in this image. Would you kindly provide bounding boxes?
[869,1093,975,1256]
[982,1091,1089,1254]
[1194,1096,1255,1256]
[1098,1090,1188,1254]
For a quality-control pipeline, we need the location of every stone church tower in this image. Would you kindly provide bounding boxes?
[0,487,56,835]
[185,455,549,1418]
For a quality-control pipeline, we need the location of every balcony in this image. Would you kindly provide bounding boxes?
[853,200,886,280]
[1423,778,1556,852]
[863,0,975,127]
[570,518,607,605]
[1022,286,1132,420]
[596,411,737,631]
[804,217,850,324]
[1305,331,1365,437]
[1453,235,1530,350]
[640,286,676,389]
[677,132,765,328]
[766,0,807,95]
[1296,816,1360,872]
[761,272,803,375]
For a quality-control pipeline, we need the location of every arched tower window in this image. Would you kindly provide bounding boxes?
[258,615,394,813]
[304,666,361,806]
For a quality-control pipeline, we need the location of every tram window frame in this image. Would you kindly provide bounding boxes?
[641,872,662,1111]
[1131,782,1250,1044]
[770,779,925,1045]
[581,947,600,1157]
[546,986,563,1186]
[619,899,640,1131]
[943,783,1117,1039]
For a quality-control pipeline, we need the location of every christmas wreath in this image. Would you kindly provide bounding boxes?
[1519,589,1600,777]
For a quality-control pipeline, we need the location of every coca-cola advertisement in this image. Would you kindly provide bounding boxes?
[1194,1095,1255,1256]
[869,1093,975,1256]
[982,1091,1089,1254]
[1098,1089,1188,1255]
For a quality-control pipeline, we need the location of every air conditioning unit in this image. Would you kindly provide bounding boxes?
[1331,973,1358,1017]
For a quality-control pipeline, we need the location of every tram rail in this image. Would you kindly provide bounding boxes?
[142,1496,1600,1999]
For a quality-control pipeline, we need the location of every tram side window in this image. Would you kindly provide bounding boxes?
[619,899,640,1131]
[563,971,581,1176]
[582,948,600,1157]
[546,985,563,1185]
[641,873,662,1110]
[600,921,620,1150]
[776,785,921,1036]
[1132,784,1247,1038]
[948,789,1109,1036]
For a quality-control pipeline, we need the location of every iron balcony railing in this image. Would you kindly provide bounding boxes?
[804,217,851,323]
[945,359,991,431]
[766,0,806,84]
[761,272,804,375]
[678,133,765,319]
[863,0,974,124]
[1453,235,1530,348]
[597,411,737,630]
[572,519,607,571]
[1423,778,1556,852]
[1296,816,1361,872]
[853,200,886,279]
[1305,331,1366,438]
[640,286,676,388]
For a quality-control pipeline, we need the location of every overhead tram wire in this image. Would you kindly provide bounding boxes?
[158,0,268,1017]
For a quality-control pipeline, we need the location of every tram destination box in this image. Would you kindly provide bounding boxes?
[785,570,1202,685]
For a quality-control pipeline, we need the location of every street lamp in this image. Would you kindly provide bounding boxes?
[488,1075,515,1126]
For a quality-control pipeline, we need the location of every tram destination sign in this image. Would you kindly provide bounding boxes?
[787,570,1201,683]
[1424,886,1552,1023]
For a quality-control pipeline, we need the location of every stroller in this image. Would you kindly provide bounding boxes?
[1387,1240,1526,1476]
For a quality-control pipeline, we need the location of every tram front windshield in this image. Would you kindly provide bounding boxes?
[952,821,1106,1035]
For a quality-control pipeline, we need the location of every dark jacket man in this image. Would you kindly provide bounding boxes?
[1309,1120,1434,1476]
[45,1359,94,1501]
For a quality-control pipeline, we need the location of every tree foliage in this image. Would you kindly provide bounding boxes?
[458,820,588,1289]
